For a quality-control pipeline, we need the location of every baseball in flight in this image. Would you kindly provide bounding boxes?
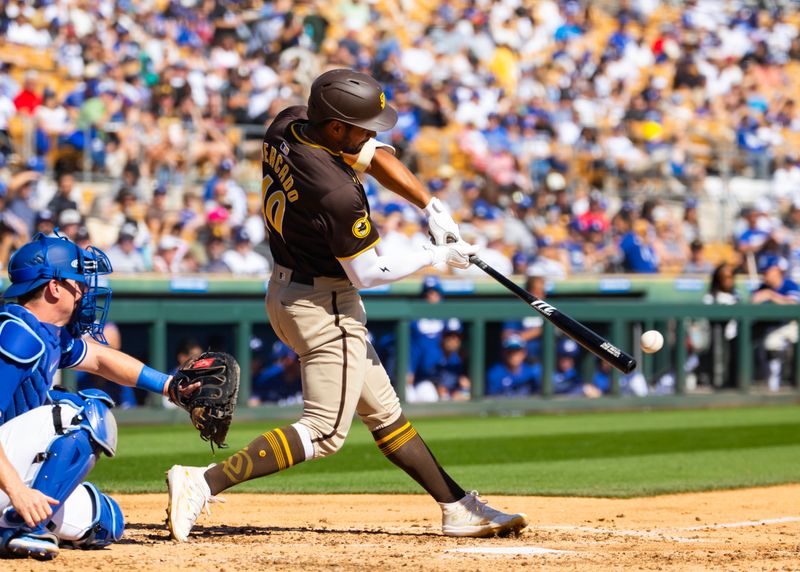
[640,330,664,353]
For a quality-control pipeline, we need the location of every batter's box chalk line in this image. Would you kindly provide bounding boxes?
[539,515,800,544]
[445,547,573,556]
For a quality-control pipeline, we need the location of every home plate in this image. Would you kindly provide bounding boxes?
[446,546,572,555]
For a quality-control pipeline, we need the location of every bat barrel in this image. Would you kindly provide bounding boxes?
[470,256,637,374]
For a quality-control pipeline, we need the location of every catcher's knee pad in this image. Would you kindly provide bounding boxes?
[50,388,118,457]
[53,483,124,549]
[0,392,116,531]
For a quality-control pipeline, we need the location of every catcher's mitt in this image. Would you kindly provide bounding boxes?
[167,351,240,450]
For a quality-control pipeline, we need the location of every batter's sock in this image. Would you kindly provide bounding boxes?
[204,425,306,494]
[371,415,465,503]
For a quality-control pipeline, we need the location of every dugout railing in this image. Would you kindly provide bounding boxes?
[55,293,800,420]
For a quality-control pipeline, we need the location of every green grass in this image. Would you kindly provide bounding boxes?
[92,405,800,497]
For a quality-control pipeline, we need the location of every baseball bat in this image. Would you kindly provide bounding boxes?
[469,256,637,374]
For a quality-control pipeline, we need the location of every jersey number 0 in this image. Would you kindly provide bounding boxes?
[262,174,298,240]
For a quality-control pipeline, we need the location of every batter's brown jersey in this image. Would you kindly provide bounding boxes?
[261,106,381,278]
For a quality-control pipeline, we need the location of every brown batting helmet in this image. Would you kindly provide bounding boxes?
[307,69,397,132]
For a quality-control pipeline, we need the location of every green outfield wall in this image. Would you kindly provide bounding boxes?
[21,273,795,421]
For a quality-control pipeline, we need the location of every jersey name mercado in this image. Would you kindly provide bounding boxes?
[262,142,300,238]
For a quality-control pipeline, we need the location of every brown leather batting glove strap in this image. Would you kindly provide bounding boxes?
[168,351,240,450]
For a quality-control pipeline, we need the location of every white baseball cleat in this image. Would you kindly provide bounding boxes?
[440,491,529,538]
[5,531,59,560]
[166,464,223,542]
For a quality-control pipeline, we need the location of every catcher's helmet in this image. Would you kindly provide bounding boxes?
[307,69,397,132]
[4,233,113,343]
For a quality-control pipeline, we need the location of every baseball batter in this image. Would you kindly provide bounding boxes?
[0,234,192,560]
[167,69,528,540]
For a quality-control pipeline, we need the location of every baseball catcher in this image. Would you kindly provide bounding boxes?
[167,352,240,450]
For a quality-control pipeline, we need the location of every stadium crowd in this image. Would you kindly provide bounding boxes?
[0,0,799,280]
[1,0,800,401]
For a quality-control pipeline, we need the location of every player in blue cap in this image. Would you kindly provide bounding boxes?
[0,233,191,560]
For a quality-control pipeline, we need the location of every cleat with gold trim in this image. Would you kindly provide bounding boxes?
[166,464,223,542]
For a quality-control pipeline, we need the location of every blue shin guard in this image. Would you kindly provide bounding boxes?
[2,424,100,535]
[62,483,124,549]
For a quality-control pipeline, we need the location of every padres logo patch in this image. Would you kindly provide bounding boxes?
[379,92,385,110]
[352,216,371,238]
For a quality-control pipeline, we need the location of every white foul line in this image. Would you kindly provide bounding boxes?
[539,525,700,543]
[682,516,800,531]
[540,515,800,543]
[446,546,573,555]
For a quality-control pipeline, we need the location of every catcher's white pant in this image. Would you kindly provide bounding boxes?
[0,404,98,542]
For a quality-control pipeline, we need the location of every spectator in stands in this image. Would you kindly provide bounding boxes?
[153,234,189,274]
[176,191,206,239]
[683,239,714,274]
[204,159,247,225]
[552,337,590,396]
[33,209,55,237]
[619,218,659,273]
[47,170,79,216]
[591,359,649,397]
[503,192,537,254]
[202,235,232,273]
[0,181,27,265]
[501,269,548,364]
[250,341,302,406]
[34,88,71,157]
[165,338,204,409]
[107,222,147,274]
[221,226,270,277]
[407,276,449,403]
[751,259,800,391]
[529,237,568,279]
[486,334,541,397]
[653,219,689,273]
[1,0,800,285]
[6,170,39,232]
[75,225,92,250]
[434,319,471,401]
[12,71,42,115]
[196,205,232,247]
[456,220,512,278]
[682,199,701,245]
[57,208,82,242]
[145,184,173,231]
[737,206,771,258]
[377,203,414,256]
[692,262,742,389]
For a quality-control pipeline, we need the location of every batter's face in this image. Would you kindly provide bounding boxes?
[335,122,376,154]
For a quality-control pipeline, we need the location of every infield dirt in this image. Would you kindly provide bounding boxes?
[3,485,798,571]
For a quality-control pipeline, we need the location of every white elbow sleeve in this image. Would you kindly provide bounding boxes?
[351,138,397,172]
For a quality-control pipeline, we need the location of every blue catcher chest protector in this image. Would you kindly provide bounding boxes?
[3,232,113,343]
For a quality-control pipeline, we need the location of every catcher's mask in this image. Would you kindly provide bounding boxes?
[4,232,113,343]
[307,69,398,132]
